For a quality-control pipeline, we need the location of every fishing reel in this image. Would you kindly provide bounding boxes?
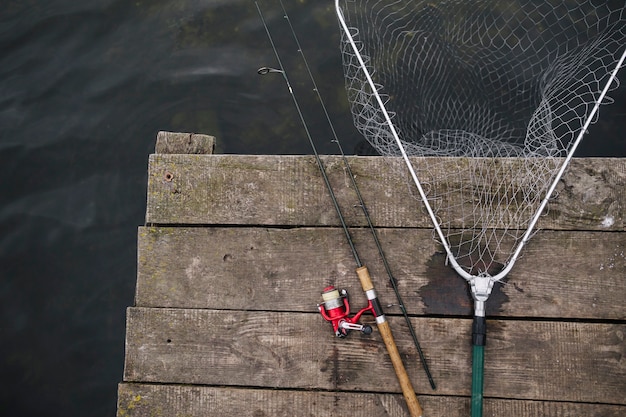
[318,286,373,338]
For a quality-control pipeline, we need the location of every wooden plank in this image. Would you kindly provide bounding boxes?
[155,131,215,154]
[145,155,625,230]
[117,383,626,417]
[136,226,626,320]
[123,307,626,404]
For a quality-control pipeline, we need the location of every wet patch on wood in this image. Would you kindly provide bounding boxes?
[419,252,509,316]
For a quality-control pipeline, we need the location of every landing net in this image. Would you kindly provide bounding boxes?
[336,0,625,283]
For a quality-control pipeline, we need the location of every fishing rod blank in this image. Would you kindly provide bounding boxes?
[255,2,423,416]
[276,0,435,390]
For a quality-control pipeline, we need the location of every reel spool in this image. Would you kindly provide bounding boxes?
[318,286,373,338]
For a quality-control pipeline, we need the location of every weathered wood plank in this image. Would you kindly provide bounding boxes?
[123,308,626,404]
[155,131,215,154]
[145,155,625,230]
[117,383,626,417]
[136,226,626,319]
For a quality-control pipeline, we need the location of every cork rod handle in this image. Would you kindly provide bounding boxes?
[356,266,375,291]
[356,266,423,417]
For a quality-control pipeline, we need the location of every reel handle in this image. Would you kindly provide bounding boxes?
[356,266,423,417]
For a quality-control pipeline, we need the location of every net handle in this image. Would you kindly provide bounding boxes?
[471,344,485,417]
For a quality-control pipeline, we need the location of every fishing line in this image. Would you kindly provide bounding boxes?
[255,9,360,267]
[255,2,425,415]
[275,0,435,390]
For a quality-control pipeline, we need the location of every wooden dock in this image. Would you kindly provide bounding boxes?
[117,131,625,416]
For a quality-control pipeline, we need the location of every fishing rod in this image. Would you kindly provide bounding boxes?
[255,2,424,416]
[276,0,435,391]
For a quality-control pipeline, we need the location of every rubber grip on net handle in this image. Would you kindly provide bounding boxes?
[356,266,423,417]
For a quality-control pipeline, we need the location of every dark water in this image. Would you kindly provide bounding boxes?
[0,1,624,416]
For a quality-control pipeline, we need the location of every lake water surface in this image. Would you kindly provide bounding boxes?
[1,1,624,416]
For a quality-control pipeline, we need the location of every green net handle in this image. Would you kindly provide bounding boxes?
[471,314,486,417]
[471,344,484,416]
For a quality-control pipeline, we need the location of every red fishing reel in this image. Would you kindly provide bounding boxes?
[318,286,373,338]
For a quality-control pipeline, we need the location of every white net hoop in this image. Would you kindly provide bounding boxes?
[335,0,626,292]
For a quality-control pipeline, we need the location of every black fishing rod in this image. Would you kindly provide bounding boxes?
[276,0,436,391]
[255,2,424,416]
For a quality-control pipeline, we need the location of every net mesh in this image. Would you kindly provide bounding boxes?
[337,0,625,277]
